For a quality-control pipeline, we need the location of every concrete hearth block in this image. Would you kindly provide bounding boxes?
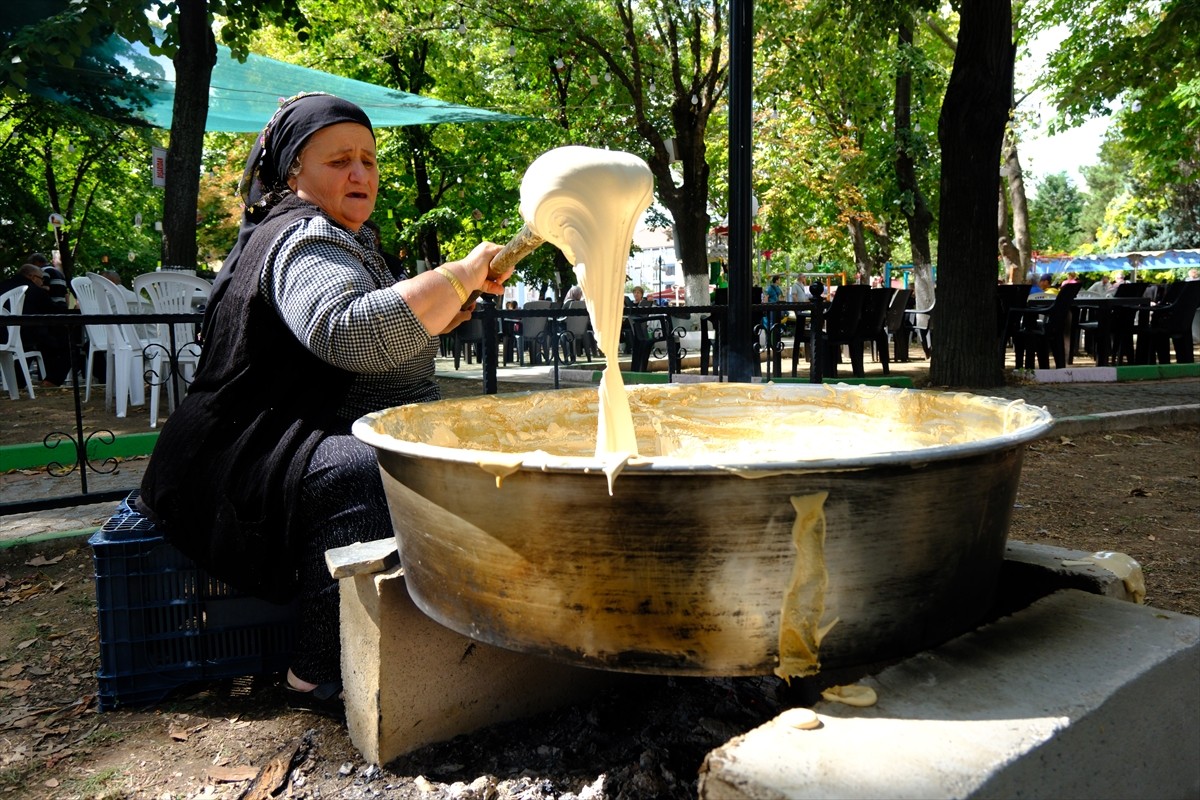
[339,563,611,766]
[699,589,1200,800]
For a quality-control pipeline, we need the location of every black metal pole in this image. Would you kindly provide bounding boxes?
[726,0,755,382]
[479,299,499,394]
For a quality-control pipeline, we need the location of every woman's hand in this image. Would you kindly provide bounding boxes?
[453,241,508,296]
[438,308,473,335]
[398,241,509,339]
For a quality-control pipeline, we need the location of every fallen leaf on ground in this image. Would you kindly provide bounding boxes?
[24,555,63,567]
[15,639,36,650]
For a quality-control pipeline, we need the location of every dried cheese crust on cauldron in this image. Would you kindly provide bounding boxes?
[774,491,839,681]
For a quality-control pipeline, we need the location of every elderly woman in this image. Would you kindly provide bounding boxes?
[137,93,509,715]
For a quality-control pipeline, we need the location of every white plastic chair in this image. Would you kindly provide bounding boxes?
[132,272,210,427]
[88,272,148,418]
[0,285,46,400]
[70,276,113,404]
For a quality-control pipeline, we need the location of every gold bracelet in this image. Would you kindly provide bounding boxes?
[434,266,469,306]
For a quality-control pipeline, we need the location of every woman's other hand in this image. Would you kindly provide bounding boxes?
[438,308,474,335]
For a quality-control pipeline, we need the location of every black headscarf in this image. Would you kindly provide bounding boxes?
[205,93,375,336]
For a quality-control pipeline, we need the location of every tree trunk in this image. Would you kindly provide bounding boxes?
[930,0,1014,388]
[1003,130,1032,281]
[893,21,936,311]
[402,126,442,269]
[998,181,1022,283]
[162,0,216,270]
[847,217,871,283]
[642,101,712,287]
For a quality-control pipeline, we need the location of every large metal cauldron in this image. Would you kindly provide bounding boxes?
[353,383,1053,678]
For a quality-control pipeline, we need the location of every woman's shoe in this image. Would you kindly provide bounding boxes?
[285,681,344,720]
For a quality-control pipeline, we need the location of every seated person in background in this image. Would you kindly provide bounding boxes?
[1106,271,1126,296]
[28,253,68,310]
[627,285,652,307]
[1034,274,1058,296]
[0,263,73,385]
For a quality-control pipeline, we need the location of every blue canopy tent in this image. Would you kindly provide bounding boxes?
[18,33,525,131]
[1031,249,1200,280]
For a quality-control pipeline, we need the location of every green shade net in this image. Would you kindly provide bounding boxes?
[21,33,525,131]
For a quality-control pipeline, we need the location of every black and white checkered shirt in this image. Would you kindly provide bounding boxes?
[259,215,441,422]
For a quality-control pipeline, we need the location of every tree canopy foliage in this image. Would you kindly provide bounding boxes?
[3,0,1194,386]
[1031,0,1199,251]
[1028,171,1085,254]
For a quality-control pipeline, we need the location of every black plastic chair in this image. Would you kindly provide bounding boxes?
[880,288,913,365]
[996,284,1033,369]
[1107,283,1156,365]
[814,285,872,378]
[864,287,902,376]
[515,300,553,365]
[1016,282,1082,369]
[559,300,596,364]
[1143,281,1200,364]
[451,317,485,369]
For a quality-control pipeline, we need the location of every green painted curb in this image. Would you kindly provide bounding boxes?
[578,370,675,384]
[1115,363,1200,381]
[0,431,158,472]
[622,372,672,384]
[0,528,96,550]
[820,376,916,388]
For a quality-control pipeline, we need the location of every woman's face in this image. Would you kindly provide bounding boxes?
[289,122,378,231]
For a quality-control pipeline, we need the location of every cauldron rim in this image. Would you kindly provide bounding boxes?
[353,383,1054,475]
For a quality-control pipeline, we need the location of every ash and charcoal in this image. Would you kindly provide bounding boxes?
[335,674,802,800]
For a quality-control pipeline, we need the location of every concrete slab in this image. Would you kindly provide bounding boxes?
[339,564,612,766]
[326,537,400,579]
[995,540,1143,620]
[699,590,1200,800]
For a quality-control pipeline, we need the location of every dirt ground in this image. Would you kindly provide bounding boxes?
[1,381,1197,800]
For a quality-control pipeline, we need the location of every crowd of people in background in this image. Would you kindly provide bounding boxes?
[4,252,1199,397]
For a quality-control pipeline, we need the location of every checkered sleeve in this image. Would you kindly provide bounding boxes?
[264,217,435,373]
[258,216,442,421]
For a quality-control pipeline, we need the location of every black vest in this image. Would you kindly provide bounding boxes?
[138,197,354,602]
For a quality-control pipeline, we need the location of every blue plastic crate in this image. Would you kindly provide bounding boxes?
[113,490,138,518]
[89,494,297,710]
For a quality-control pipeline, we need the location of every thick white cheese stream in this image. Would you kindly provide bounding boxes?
[519,146,654,473]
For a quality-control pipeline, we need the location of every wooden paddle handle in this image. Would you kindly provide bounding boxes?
[461,225,545,310]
